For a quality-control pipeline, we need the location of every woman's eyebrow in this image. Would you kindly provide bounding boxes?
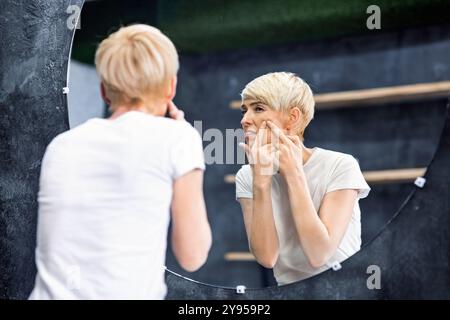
[241,101,263,109]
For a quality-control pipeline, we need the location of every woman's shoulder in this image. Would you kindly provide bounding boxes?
[237,164,252,174]
[314,148,363,180]
[118,112,202,142]
[120,111,191,129]
[314,147,358,165]
[236,164,252,181]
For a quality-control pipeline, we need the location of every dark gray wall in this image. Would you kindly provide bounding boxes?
[0,0,83,299]
[166,24,450,288]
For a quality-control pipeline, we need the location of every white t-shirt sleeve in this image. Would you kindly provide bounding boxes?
[170,123,205,179]
[235,166,253,200]
[326,155,370,199]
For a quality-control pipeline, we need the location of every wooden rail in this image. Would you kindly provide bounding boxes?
[224,252,256,262]
[230,81,450,110]
[224,167,426,185]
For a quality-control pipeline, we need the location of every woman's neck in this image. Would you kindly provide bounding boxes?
[302,146,314,165]
[108,101,166,120]
[108,106,143,120]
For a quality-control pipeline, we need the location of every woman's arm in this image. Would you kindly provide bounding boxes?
[285,174,357,268]
[171,169,212,272]
[238,121,279,268]
[239,176,279,268]
[266,120,358,268]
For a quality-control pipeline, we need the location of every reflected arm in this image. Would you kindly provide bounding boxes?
[239,178,279,268]
[285,173,357,268]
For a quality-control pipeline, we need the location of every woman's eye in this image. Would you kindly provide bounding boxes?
[255,106,264,112]
[241,109,247,115]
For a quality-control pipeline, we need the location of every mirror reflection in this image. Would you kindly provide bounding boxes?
[236,73,370,285]
[59,0,449,293]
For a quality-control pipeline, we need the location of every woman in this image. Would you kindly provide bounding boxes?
[29,25,212,299]
[236,72,370,285]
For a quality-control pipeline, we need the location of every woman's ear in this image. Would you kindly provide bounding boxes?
[167,76,177,101]
[100,82,111,106]
[288,107,302,132]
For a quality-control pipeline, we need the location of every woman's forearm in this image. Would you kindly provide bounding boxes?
[250,178,279,268]
[284,174,333,268]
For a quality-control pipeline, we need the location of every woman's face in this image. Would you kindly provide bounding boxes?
[240,99,289,144]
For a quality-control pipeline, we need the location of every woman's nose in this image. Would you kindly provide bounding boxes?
[241,112,252,127]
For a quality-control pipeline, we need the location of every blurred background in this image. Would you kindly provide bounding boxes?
[68,0,450,288]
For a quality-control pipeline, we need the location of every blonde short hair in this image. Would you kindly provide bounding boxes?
[241,72,315,137]
[95,24,179,108]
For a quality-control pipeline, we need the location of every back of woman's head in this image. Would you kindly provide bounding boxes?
[95,24,179,109]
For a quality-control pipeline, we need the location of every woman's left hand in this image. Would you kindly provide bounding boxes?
[266,121,305,178]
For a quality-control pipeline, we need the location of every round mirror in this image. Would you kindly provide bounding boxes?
[67,0,450,290]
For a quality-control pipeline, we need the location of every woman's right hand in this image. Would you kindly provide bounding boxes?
[239,121,279,183]
[167,101,185,121]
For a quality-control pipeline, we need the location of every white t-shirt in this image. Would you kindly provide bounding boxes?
[235,147,370,285]
[29,111,205,300]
